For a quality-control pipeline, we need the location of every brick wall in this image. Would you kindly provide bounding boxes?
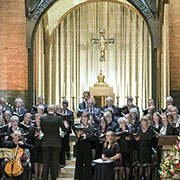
[169,0,180,105]
[0,0,179,106]
[0,0,27,90]
[169,0,180,91]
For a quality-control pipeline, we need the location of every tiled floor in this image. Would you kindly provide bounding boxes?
[58,158,75,180]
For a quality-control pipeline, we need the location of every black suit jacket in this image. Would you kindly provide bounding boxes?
[66,109,74,125]
[64,109,74,134]
[84,108,101,127]
[3,105,14,114]
[166,124,175,135]
[40,113,67,148]
[101,105,118,114]
[107,121,118,132]
[78,102,87,110]
[14,107,28,116]
[77,102,87,117]
[100,105,119,120]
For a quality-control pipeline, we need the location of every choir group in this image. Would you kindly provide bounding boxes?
[0,92,179,180]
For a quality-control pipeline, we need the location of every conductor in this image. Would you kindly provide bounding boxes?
[40,104,68,180]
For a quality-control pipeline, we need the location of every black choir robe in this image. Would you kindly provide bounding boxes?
[74,124,94,180]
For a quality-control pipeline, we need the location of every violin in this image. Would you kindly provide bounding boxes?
[5,145,24,177]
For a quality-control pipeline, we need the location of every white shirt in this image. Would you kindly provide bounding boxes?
[160,126,167,136]
[155,124,159,129]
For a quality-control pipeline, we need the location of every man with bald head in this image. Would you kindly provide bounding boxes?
[84,99,101,127]
[100,97,119,121]
[14,98,27,120]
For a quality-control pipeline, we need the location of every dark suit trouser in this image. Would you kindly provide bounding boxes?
[64,133,70,158]
[43,147,60,180]
[59,138,65,165]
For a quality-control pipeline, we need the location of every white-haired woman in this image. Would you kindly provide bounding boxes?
[3,110,12,125]
[129,108,140,133]
[5,130,34,180]
[104,111,118,132]
[116,117,134,180]
[14,98,27,120]
[6,116,23,141]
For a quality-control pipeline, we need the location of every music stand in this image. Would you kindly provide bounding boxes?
[0,149,14,159]
[0,148,14,180]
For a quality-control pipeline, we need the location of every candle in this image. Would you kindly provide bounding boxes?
[82,82,84,94]
[135,81,137,96]
[117,83,119,96]
[63,82,65,97]
[126,83,129,96]
[71,82,75,97]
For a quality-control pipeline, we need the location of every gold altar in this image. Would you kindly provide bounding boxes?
[89,71,114,108]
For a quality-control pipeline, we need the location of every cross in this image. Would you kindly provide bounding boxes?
[91,29,115,62]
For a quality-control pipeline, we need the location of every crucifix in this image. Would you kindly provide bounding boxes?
[91,29,115,62]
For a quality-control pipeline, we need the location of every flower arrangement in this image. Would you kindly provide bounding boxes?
[159,137,180,180]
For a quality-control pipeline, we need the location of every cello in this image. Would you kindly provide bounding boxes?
[5,145,24,177]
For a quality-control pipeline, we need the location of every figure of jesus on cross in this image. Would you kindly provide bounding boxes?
[91,29,115,62]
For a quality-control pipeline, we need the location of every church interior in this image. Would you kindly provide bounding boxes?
[1,0,180,179]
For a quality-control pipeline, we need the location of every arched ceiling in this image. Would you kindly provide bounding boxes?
[47,0,134,35]
[26,0,162,48]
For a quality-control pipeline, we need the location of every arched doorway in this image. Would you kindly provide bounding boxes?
[33,0,152,109]
[26,0,169,107]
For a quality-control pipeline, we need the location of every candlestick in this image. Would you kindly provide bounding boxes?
[71,96,75,110]
[82,83,84,93]
[135,81,138,96]
[71,82,75,97]
[126,82,129,96]
[116,96,120,107]
[117,83,120,97]
[63,82,66,97]
[81,83,85,100]
[134,95,139,106]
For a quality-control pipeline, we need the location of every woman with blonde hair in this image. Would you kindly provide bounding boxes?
[74,113,94,180]
[116,117,133,180]
[94,130,121,180]
[19,112,32,133]
[135,116,154,180]
[104,111,117,132]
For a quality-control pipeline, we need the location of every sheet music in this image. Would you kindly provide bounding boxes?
[93,158,113,164]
